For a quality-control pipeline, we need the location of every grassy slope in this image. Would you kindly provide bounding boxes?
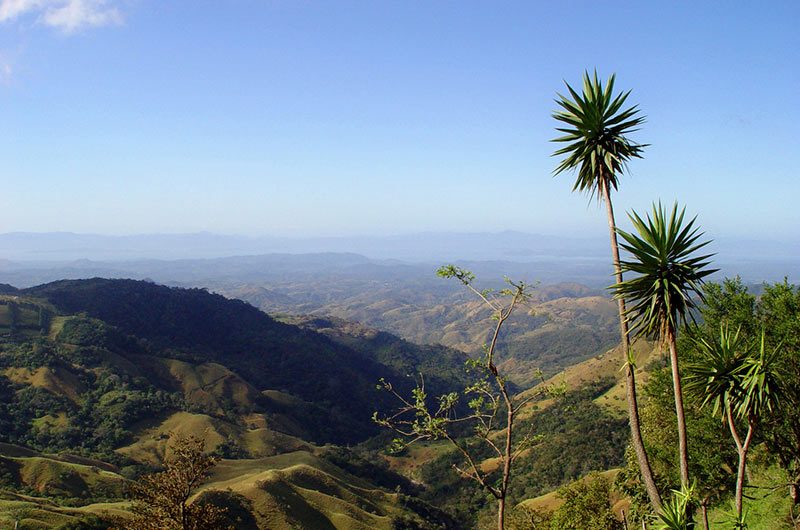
[0,442,127,529]
[383,440,454,482]
[117,410,313,465]
[519,468,623,512]
[517,339,660,419]
[200,452,414,530]
[1,412,442,529]
[0,496,128,530]
[706,464,795,530]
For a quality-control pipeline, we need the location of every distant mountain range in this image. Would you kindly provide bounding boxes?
[1,230,795,260]
[0,231,610,261]
[0,231,795,286]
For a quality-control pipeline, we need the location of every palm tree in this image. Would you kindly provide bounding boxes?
[687,328,783,521]
[552,71,662,510]
[686,325,748,528]
[614,202,717,490]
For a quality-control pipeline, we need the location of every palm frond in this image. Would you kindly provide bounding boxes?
[551,70,648,200]
[612,202,718,340]
[685,325,749,417]
[736,330,784,419]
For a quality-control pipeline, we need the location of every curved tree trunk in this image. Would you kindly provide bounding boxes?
[736,426,754,517]
[727,403,756,519]
[667,327,690,487]
[601,182,662,511]
[701,499,710,530]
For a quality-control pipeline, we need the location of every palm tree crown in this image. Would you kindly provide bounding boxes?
[686,325,749,416]
[614,201,717,492]
[552,71,647,197]
[737,332,783,420]
[614,202,718,339]
[687,326,783,424]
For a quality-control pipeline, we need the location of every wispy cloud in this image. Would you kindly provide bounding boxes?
[0,62,11,84]
[0,0,49,22]
[0,0,123,33]
[0,47,19,85]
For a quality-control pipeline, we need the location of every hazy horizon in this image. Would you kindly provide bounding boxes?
[0,229,798,262]
[0,230,796,290]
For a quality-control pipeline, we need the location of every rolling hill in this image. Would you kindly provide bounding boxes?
[18,278,470,445]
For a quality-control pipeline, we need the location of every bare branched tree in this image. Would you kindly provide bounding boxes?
[375,266,556,530]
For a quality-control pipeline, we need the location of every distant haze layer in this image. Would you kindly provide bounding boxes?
[0,231,796,288]
[0,231,798,262]
[0,231,607,262]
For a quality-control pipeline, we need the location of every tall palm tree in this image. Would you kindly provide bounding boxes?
[687,328,783,521]
[552,71,662,510]
[614,202,717,489]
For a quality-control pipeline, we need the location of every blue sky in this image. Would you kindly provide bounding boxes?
[1,1,798,240]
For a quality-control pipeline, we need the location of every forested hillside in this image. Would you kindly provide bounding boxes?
[19,278,472,445]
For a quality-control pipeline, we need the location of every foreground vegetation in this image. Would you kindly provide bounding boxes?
[617,278,800,529]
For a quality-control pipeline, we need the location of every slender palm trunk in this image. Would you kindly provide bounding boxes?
[737,425,754,517]
[666,327,689,487]
[700,499,710,530]
[727,403,755,518]
[601,181,662,511]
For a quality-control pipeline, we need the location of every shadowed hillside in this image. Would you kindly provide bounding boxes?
[222,280,619,387]
[20,278,469,445]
